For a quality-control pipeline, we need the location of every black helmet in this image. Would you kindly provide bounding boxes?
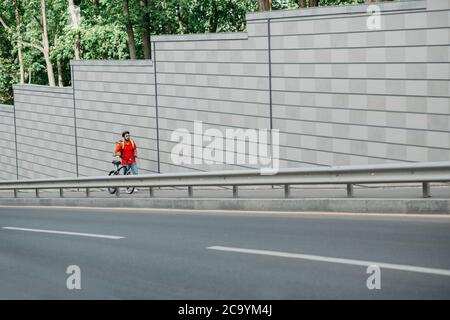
[122,131,130,138]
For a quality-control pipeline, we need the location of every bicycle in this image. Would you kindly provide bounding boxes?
[108,159,136,195]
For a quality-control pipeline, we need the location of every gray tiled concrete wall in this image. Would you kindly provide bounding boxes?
[6,0,450,179]
[0,104,17,180]
[13,85,77,179]
[261,0,450,167]
[71,60,158,176]
[152,32,271,172]
[151,0,450,170]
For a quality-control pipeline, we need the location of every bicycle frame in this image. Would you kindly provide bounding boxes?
[109,161,135,194]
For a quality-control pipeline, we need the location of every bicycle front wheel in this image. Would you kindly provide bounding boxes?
[108,170,118,194]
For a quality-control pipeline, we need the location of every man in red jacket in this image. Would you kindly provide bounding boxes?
[115,131,138,175]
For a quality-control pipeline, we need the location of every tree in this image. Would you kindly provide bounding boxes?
[123,0,137,59]
[68,0,81,60]
[1,0,55,87]
[140,0,151,59]
[0,0,25,84]
[14,0,25,84]
[0,19,19,103]
[259,0,272,11]
[39,0,56,86]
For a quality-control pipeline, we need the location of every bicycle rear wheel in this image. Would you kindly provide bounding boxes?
[125,170,135,194]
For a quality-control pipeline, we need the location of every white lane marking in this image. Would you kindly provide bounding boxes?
[1,205,449,219]
[207,246,450,277]
[2,227,124,240]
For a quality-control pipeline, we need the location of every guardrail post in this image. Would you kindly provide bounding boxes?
[347,184,354,198]
[116,187,120,198]
[188,186,193,198]
[284,184,290,198]
[35,189,40,198]
[86,188,90,198]
[233,186,238,198]
[149,187,154,198]
[422,182,431,198]
[59,188,64,198]
[13,189,18,198]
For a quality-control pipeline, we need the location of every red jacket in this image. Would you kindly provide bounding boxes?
[115,139,137,166]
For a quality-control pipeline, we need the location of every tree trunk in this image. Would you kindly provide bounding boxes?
[123,0,137,59]
[75,32,81,59]
[54,33,64,87]
[208,5,218,33]
[57,60,64,87]
[176,3,184,34]
[140,0,151,59]
[92,0,100,18]
[40,0,56,86]
[17,42,25,84]
[299,0,307,8]
[308,0,318,7]
[258,0,272,11]
[14,0,25,84]
[68,0,81,60]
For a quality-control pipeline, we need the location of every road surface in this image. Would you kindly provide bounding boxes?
[0,206,449,299]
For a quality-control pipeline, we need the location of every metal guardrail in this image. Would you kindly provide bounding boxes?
[0,162,449,199]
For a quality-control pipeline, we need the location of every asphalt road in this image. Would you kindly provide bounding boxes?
[0,206,450,299]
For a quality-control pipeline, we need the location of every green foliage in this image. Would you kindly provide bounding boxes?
[80,24,130,60]
[0,0,362,104]
[0,35,19,104]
